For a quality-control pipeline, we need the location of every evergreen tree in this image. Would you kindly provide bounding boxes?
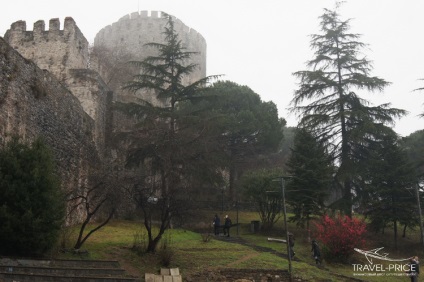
[286,128,334,229]
[361,130,416,249]
[206,81,285,200]
[290,3,406,216]
[402,130,424,178]
[120,13,219,253]
[0,137,65,256]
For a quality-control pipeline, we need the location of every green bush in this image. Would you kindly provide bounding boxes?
[0,137,65,256]
[158,233,174,267]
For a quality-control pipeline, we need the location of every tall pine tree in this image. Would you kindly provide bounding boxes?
[286,128,333,229]
[290,3,406,216]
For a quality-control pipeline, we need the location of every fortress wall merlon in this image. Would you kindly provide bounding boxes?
[49,18,60,32]
[33,20,45,34]
[11,20,26,32]
[64,17,80,37]
[130,12,139,19]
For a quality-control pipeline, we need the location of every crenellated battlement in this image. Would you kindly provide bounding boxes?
[95,11,205,52]
[94,11,206,89]
[5,17,89,82]
[6,17,83,43]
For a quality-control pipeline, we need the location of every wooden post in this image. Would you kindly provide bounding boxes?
[415,184,424,247]
[280,177,292,282]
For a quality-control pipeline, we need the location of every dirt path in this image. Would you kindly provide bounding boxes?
[226,252,260,267]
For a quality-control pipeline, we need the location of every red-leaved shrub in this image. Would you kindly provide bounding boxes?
[314,214,366,262]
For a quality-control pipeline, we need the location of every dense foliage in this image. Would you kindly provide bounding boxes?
[286,128,334,228]
[402,130,424,178]
[206,81,285,200]
[360,130,416,248]
[314,215,366,262]
[0,137,65,256]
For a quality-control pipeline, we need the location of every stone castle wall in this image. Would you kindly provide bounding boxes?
[4,18,109,152]
[66,69,112,155]
[0,37,99,194]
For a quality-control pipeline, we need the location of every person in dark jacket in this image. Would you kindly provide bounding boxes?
[408,256,419,282]
[311,239,321,264]
[224,215,232,237]
[213,214,221,235]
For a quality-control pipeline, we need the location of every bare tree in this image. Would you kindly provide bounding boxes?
[66,165,123,251]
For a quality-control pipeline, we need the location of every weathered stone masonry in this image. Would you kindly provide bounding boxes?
[0,36,99,193]
[4,17,109,154]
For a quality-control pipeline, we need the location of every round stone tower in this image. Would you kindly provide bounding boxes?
[93,11,207,105]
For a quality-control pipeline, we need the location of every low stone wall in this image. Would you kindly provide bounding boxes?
[145,268,182,282]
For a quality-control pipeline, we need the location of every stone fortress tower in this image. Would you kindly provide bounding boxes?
[93,11,207,106]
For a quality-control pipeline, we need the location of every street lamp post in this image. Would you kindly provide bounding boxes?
[274,176,292,282]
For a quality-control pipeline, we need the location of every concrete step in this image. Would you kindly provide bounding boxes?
[0,258,138,282]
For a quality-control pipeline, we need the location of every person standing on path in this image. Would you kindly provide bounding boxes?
[311,239,321,264]
[224,215,232,237]
[407,256,419,282]
[288,233,295,258]
[213,214,221,235]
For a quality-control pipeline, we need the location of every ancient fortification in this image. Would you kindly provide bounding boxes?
[95,11,206,81]
[0,11,206,216]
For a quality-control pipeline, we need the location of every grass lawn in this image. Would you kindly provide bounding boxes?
[56,211,424,281]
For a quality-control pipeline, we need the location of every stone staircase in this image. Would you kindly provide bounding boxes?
[0,258,139,282]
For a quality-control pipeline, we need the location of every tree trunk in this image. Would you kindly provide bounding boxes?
[394,220,398,250]
[229,163,235,202]
[344,180,352,217]
[402,224,407,238]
